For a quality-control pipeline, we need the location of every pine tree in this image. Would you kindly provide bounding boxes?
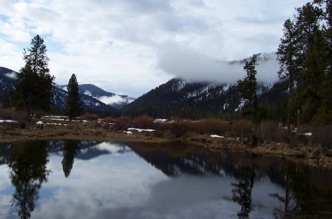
[277,19,300,133]
[66,74,82,121]
[15,35,54,118]
[294,3,325,123]
[279,1,332,125]
[237,54,258,123]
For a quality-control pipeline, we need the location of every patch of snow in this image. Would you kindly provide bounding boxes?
[298,132,312,136]
[36,121,43,125]
[210,134,224,138]
[0,120,18,123]
[124,131,132,135]
[223,84,230,92]
[127,128,155,132]
[154,119,167,123]
[84,90,92,96]
[172,80,187,91]
[235,99,246,112]
[223,103,229,110]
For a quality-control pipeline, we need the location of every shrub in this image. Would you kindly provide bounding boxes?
[312,125,332,149]
[0,108,28,123]
[170,121,190,138]
[157,120,190,138]
[101,116,115,123]
[231,120,254,140]
[198,118,230,135]
[255,121,285,142]
[133,115,155,129]
[112,116,132,131]
[80,113,99,121]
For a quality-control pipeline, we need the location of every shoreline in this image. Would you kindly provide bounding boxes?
[1,124,332,169]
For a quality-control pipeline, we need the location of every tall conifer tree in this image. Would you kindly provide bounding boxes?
[66,74,81,121]
[277,19,299,133]
[237,54,258,123]
[15,35,54,118]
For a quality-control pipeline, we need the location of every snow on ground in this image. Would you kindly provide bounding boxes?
[210,134,224,138]
[127,128,155,132]
[0,120,18,123]
[154,119,167,123]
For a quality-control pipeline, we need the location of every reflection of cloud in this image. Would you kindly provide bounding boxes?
[0,143,284,219]
[94,142,130,153]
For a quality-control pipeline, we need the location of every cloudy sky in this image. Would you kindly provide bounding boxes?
[0,0,308,97]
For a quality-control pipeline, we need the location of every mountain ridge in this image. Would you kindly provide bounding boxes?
[0,67,119,115]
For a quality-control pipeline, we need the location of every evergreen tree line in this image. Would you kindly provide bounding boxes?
[7,35,82,120]
[238,0,332,126]
[277,0,332,125]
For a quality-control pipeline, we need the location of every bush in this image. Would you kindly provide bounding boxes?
[312,125,332,149]
[133,115,155,129]
[80,113,99,121]
[197,118,230,135]
[112,116,132,131]
[0,108,28,123]
[231,120,254,140]
[101,116,115,123]
[255,121,286,142]
[157,120,190,138]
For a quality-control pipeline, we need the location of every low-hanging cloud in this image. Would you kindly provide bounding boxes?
[158,46,280,84]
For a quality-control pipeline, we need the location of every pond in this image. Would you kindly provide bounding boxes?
[0,140,331,219]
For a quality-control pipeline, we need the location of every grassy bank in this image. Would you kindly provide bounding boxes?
[1,117,332,169]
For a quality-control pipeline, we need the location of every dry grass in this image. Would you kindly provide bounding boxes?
[1,114,332,169]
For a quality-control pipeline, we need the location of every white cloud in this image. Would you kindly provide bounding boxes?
[158,46,279,83]
[5,71,17,79]
[98,95,126,105]
[0,0,309,97]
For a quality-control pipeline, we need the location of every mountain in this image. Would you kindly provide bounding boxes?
[60,84,135,109]
[0,67,119,115]
[0,67,17,104]
[124,53,288,119]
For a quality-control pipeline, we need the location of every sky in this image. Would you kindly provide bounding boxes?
[0,0,309,97]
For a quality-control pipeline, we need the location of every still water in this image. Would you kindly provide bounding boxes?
[0,140,331,219]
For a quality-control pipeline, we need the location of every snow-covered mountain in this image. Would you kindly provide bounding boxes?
[60,84,135,109]
[124,53,287,118]
[0,67,118,115]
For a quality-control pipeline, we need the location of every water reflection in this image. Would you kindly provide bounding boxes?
[61,140,79,178]
[6,141,51,219]
[0,140,331,218]
[231,156,255,218]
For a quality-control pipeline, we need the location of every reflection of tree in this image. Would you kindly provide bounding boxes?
[7,141,50,219]
[270,161,295,218]
[232,163,255,218]
[62,140,79,178]
[270,160,313,218]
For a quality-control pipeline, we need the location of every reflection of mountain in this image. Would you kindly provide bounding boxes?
[0,143,11,165]
[0,140,131,163]
[127,142,240,177]
[127,142,332,217]
[47,140,131,160]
